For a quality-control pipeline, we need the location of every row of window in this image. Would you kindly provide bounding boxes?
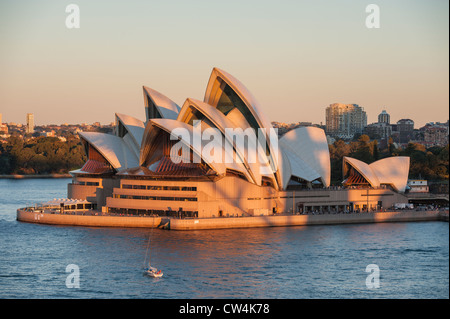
[76,181,100,186]
[107,207,198,218]
[113,194,197,202]
[121,184,197,191]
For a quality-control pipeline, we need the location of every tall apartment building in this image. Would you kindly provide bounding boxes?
[325,103,367,139]
[26,113,35,134]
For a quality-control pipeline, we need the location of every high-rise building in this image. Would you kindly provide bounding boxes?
[378,110,390,124]
[325,103,367,139]
[26,113,35,134]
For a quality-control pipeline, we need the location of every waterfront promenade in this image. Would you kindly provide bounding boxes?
[16,208,448,230]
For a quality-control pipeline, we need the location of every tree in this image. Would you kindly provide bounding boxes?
[349,134,373,163]
[387,137,396,156]
[0,135,86,175]
[329,139,352,184]
[372,140,379,161]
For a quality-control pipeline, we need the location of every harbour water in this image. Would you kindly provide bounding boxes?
[0,179,448,299]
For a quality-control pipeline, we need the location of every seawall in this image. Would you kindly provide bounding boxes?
[17,209,448,230]
[169,210,448,231]
[17,210,162,228]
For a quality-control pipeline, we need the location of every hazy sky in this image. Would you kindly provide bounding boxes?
[0,0,448,127]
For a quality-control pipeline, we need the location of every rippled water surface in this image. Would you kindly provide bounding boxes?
[0,179,448,298]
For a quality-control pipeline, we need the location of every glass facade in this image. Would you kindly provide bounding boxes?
[217,83,277,178]
[217,83,259,131]
[113,194,197,201]
[122,184,197,191]
[117,120,128,138]
[107,207,198,218]
[76,181,100,186]
[146,95,162,120]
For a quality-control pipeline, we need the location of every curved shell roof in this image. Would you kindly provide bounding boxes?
[115,113,145,155]
[279,127,331,187]
[143,86,181,120]
[277,145,293,189]
[177,98,263,185]
[203,67,280,189]
[280,144,322,186]
[204,68,273,133]
[343,157,380,187]
[140,118,249,178]
[369,156,410,192]
[343,156,410,192]
[79,132,139,171]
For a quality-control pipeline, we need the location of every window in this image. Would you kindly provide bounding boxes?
[117,120,128,138]
[146,95,162,120]
[121,184,197,192]
[114,194,197,202]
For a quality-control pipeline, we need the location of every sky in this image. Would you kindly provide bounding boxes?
[0,0,448,127]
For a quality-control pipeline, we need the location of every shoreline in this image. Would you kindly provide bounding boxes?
[0,174,72,179]
[16,209,449,230]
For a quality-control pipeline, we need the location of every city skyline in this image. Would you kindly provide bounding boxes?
[0,0,448,127]
[1,108,446,130]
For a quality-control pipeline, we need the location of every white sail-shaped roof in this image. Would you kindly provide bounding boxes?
[140,118,231,176]
[177,98,263,185]
[277,145,292,190]
[279,127,331,187]
[369,156,410,192]
[203,67,280,189]
[143,86,181,120]
[343,156,410,192]
[343,157,380,187]
[79,132,139,171]
[115,113,145,158]
[204,68,273,133]
[280,144,322,183]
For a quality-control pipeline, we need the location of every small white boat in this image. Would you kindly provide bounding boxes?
[143,219,163,278]
[146,266,163,278]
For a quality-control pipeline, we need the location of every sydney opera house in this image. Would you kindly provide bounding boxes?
[68,68,410,218]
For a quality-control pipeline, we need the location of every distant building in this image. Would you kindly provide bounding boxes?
[422,123,449,147]
[39,131,55,137]
[26,113,35,134]
[325,103,367,139]
[364,122,392,142]
[0,123,8,135]
[0,113,2,124]
[407,180,429,193]
[396,119,414,144]
[378,110,390,124]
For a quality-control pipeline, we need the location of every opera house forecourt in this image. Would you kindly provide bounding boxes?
[18,68,442,230]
